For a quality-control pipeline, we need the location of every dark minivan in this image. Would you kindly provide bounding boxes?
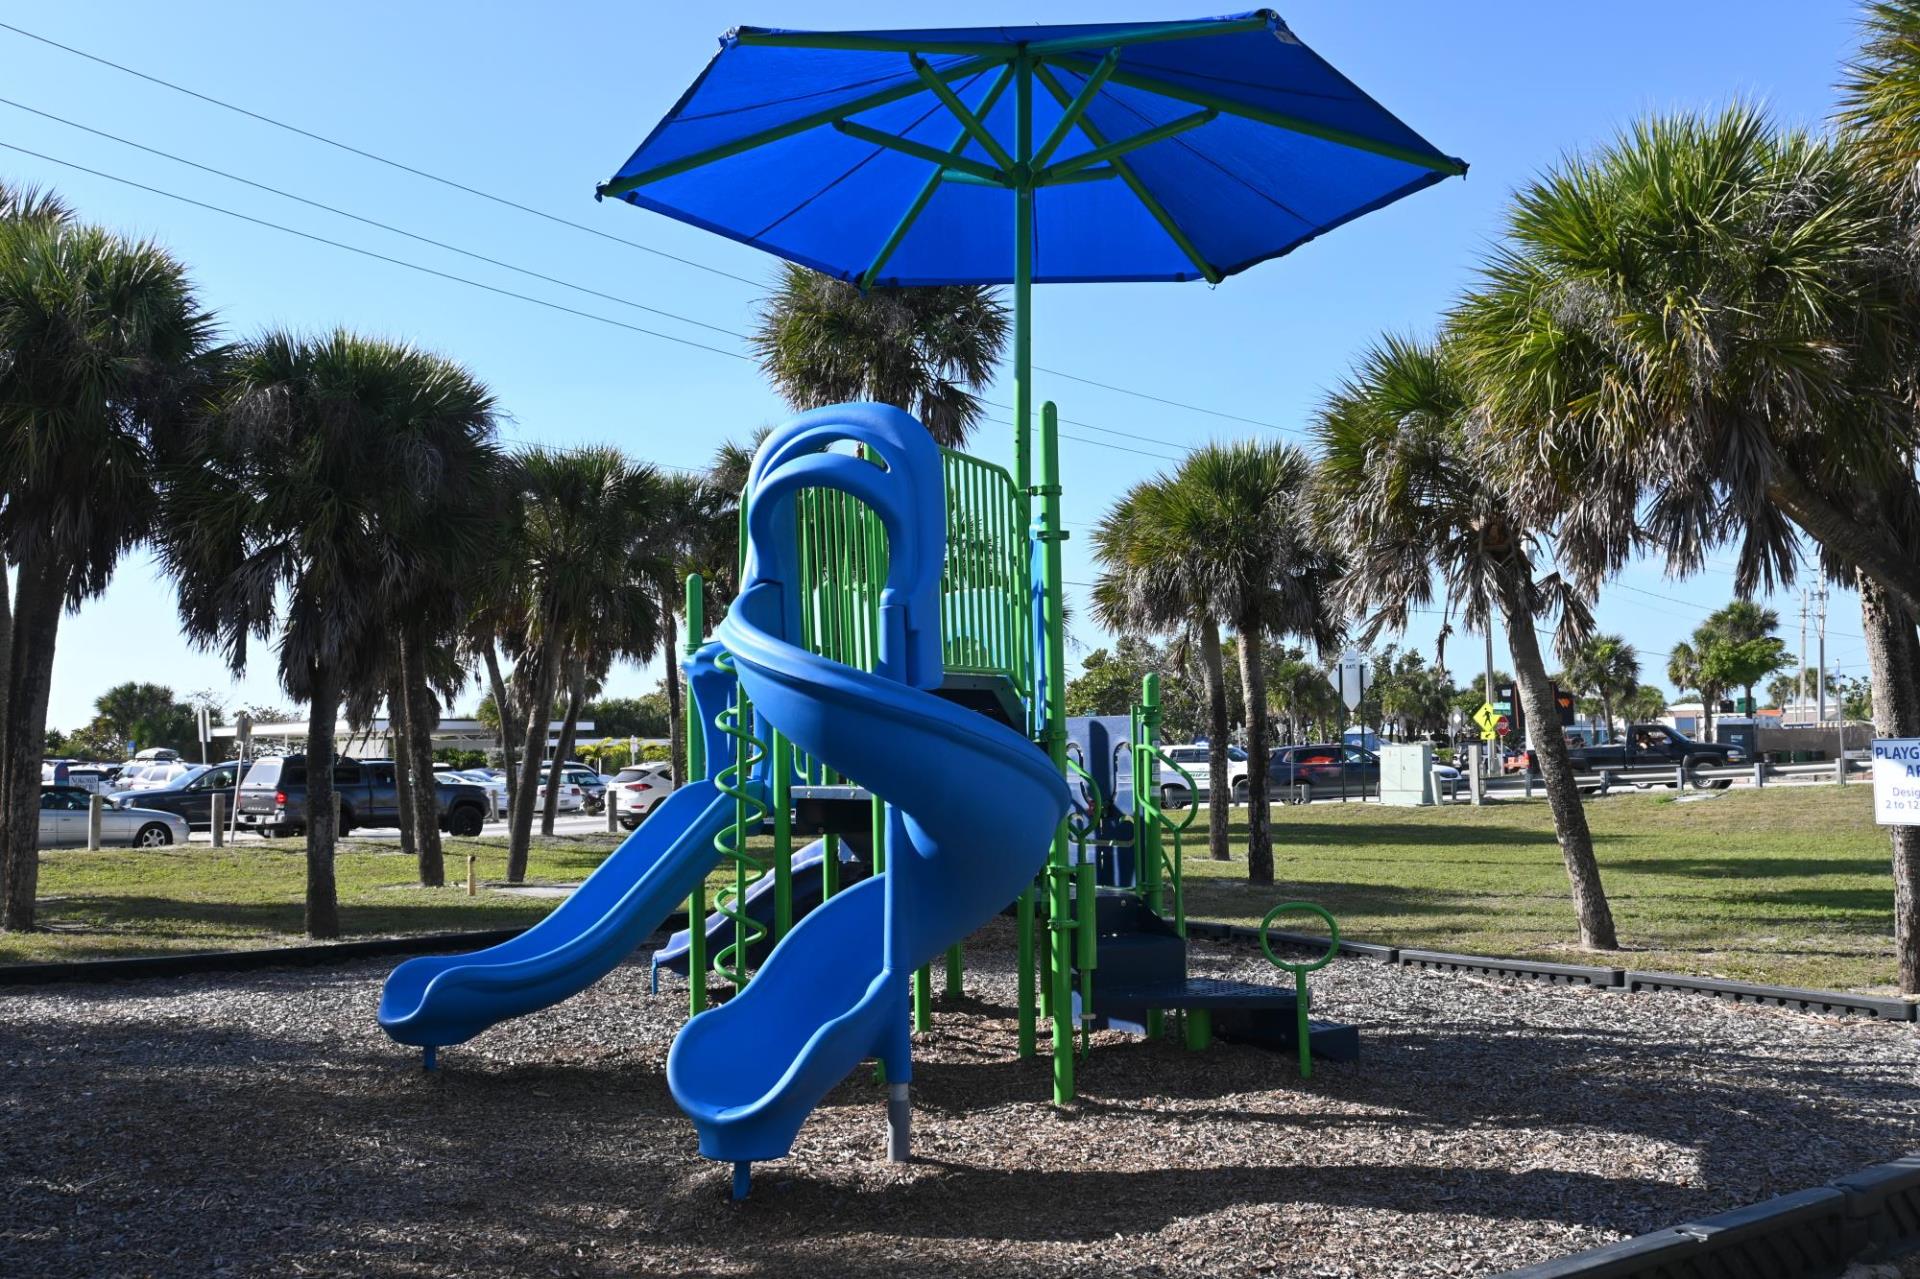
[238,755,490,838]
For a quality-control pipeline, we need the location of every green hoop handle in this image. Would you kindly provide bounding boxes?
[1259,901,1340,976]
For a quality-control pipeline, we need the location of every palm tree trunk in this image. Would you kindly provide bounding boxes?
[1240,626,1276,885]
[1,555,64,931]
[304,664,342,939]
[662,598,685,786]
[1495,566,1618,951]
[540,656,580,838]
[1197,618,1231,861]
[1860,572,1920,995]
[388,672,417,864]
[402,633,445,886]
[507,644,560,882]
[482,642,520,814]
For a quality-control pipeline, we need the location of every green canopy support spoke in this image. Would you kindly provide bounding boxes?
[600,55,1003,194]
[1032,166,1119,187]
[831,120,1008,183]
[939,170,1015,187]
[860,66,1016,289]
[1033,63,1220,284]
[1043,55,1469,176]
[1035,108,1216,183]
[1032,47,1121,169]
[909,54,1016,171]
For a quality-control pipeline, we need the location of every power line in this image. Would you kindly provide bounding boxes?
[0,140,760,364]
[0,141,1192,474]
[0,20,768,289]
[0,19,1313,443]
[0,95,750,343]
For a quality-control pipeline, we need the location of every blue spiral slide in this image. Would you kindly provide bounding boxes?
[380,403,1067,1190]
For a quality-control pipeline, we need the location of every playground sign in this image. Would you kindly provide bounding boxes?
[1335,650,1369,712]
[1872,739,1920,826]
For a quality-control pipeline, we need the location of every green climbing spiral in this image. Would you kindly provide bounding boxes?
[710,651,770,987]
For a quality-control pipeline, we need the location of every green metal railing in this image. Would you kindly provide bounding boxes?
[938,448,1028,697]
[710,651,770,988]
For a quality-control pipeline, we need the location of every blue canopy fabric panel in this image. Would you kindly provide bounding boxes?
[601,12,1466,287]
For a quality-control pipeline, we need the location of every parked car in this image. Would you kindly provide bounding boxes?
[114,761,206,792]
[606,762,677,828]
[113,760,248,829]
[534,777,586,814]
[236,755,492,837]
[40,760,118,793]
[561,764,608,814]
[40,785,189,848]
[1154,743,1250,808]
[1267,744,1380,800]
[437,769,507,819]
[130,747,182,763]
[1548,723,1743,789]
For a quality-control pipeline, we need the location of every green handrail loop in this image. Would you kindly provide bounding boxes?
[1258,901,1340,1079]
[1134,740,1197,934]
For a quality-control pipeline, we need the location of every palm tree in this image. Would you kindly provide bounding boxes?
[1699,600,1789,720]
[751,263,1009,448]
[1092,475,1234,862]
[1313,333,1619,951]
[1457,108,1919,616]
[497,447,663,879]
[1665,640,1720,742]
[1092,444,1339,882]
[1561,634,1640,737]
[0,191,218,930]
[156,330,497,936]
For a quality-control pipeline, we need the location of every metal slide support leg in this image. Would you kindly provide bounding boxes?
[1016,886,1036,1056]
[887,1083,911,1161]
[422,1046,437,1072]
[732,1161,752,1200]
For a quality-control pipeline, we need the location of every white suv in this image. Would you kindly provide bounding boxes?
[1155,743,1250,807]
[606,762,677,829]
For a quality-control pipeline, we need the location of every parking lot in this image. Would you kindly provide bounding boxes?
[186,811,617,845]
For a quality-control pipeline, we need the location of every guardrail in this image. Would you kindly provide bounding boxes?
[1448,757,1871,803]
[1157,757,1871,809]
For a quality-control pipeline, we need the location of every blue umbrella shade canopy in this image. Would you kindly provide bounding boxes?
[599,11,1466,288]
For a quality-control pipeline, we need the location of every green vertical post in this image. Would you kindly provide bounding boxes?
[684,572,708,1017]
[772,731,793,940]
[1140,673,1164,1039]
[1016,885,1036,1056]
[683,573,706,782]
[1039,398,1074,1105]
[945,943,963,998]
[913,965,932,1031]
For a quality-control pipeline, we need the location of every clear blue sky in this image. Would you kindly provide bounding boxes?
[2,1,1874,731]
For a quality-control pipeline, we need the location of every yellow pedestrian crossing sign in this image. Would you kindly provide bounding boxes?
[1472,702,1502,741]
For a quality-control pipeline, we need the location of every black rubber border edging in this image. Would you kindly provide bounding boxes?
[1186,921,1915,1021]
[1498,1154,1920,1277]
[0,910,690,988]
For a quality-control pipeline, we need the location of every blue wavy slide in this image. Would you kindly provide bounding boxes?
[378,648,754,1054]
[667,403,1069,1183]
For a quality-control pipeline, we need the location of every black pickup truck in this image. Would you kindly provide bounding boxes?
[237,755,492,838]
[1547,723,1745,787]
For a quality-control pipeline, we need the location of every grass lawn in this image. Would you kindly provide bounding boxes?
[0,833,623,964]
[1182,784,1902,994]
[0,784,1905,994]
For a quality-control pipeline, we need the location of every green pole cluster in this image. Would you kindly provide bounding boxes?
[684,573,707,1016]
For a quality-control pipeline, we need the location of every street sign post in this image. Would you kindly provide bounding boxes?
[1335,650,1369,713]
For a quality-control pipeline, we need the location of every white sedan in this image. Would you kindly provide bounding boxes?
[39,786,190,847]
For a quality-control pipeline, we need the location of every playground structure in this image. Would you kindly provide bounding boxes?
[383,12,1464,1195]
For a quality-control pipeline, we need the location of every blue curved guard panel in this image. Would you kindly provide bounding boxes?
[667,403,1069,1164]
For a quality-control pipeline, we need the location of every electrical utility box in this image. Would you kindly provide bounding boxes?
[1379,743,1437,806]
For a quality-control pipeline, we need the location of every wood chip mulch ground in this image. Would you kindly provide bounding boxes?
[2,916,1916,1278]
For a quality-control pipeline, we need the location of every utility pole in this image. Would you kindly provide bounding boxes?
[1798,588,1809,723]
[1816,585,1829,725]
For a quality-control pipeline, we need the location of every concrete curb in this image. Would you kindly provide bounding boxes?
[1499,1155,1920,1277]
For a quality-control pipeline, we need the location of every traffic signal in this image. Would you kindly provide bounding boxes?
[1495,681,1523,737]
[1553,686,1576,727]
